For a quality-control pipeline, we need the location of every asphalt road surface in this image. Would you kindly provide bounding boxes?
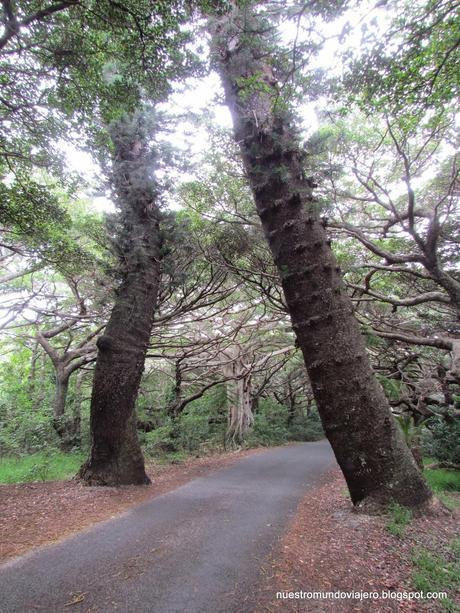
[0,441,336,613]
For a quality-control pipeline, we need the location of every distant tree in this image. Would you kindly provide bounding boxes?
[33,275,102,451]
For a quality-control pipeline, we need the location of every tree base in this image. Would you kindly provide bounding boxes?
[77,460,151,487]
[353,490,433,516]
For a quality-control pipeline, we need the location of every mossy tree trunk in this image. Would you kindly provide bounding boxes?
[208,2,431,509]
[78,112,162,486]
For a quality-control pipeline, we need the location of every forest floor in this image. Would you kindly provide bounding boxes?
[254,469,460,613]
[0,447,264,563]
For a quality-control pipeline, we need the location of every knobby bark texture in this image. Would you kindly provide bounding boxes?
[209,3,431,509]
[78,112,162,485]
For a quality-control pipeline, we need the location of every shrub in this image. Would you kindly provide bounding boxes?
[246,399,290,447]
[422,417,460,465]
[142,423,177,457]
[177,409,212,453]
[288,410,324,442]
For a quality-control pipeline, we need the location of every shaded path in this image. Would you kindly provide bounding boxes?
[0,441,336,612]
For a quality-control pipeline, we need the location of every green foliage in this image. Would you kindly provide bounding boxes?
[422,458,460,510]
[175,385,228,453]
[155,450,189,465]
[377,376,403,402]
[0,343,92,456]
[345,0,460,118]
[0,348,56,456]
[139,382,324,463]
[395,413,426,447]
[423,418,460,465]
[140,384,228,459]
[246,400,324,447]
[236,72,274,102]
[177,408,215,453]
[286,410,325,442]
[386,501,412,538]
[0,177,101,275]
[412,539,460,612]
[142,423,176,456]
[0,0,207,176]
[246,399,290,447]
[0,451,85,484]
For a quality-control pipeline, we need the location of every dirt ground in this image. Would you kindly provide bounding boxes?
[254,470,460,613]
[0,448,263,563]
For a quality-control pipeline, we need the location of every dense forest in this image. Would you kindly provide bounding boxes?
[0,0,459,508]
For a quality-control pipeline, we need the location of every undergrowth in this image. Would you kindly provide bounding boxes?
[0,451,85,484]
[386,502,412,537]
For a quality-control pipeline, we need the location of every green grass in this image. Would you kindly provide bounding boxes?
[153,450,188,465]
[424,468,460,493]
[0,451,85,484]
[412,539,460,612]
[407,465,460,610]
[386,501,412,537]
[424,466,460,510]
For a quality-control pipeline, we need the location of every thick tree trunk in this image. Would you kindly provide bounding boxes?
[209,4,431,509]
[78,112,162,485]
[424,259,460,320]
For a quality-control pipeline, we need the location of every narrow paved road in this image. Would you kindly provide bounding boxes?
[0,441,336,612]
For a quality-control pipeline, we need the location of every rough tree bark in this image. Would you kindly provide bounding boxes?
[78,111,162,485]
[209,3,431,508]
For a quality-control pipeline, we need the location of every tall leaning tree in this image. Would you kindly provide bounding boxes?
[208,1,431,509]
[0,0,214,484]
[78,111,162,485]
